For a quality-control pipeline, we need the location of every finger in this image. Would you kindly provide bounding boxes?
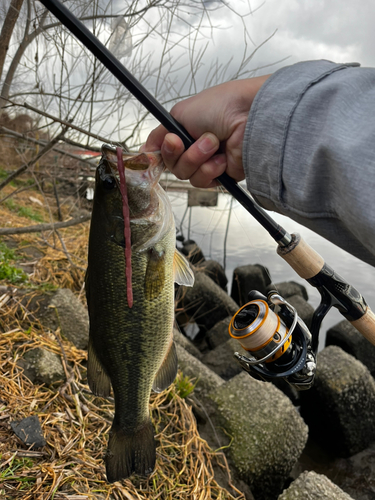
[170,132,220,180]
[188,154,227,188]
[161,134,186,171]
[143,124,169,151]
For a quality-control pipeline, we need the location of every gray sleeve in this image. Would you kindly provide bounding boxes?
[243,60,375,266]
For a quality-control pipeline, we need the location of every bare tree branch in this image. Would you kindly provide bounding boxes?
[0,213,91,235]
[0,0,25,82]
[4,99,118,146]
[0,126,68,191]
[0,126,100,163]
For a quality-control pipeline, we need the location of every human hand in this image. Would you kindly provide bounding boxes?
[142,75,270,188]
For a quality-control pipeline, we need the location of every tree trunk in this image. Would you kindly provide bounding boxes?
[0,0,25,82]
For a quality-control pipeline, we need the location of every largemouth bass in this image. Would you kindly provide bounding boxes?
[85,145,194,482]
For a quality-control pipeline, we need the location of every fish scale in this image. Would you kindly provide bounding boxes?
[85,146,194,482]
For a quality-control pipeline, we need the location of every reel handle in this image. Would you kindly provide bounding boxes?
[277,233,375,346]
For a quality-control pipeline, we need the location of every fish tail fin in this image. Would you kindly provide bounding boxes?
[105,419,156,482]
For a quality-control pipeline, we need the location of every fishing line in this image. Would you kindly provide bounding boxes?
[188,206,192,241]
[207,195,232,260]
[173,190,233,265]
[179,204,189,241]
[223,197,234,272]
[229,197,280,294]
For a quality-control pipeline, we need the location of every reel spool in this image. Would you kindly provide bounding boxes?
[229,291,316,390]
[229,299,292,364]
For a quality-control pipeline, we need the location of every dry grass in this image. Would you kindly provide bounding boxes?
[0,181,245,500]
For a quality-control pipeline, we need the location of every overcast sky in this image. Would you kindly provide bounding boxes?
[206,0,375,79]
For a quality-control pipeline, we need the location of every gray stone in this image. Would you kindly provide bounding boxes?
[206,316,232,350]
[11,416,46,449]
[287,294,314,328]
[326,319,375,375]
[202,338,246,380]
[178,271,239,333]
[176,343,224,399]
[175,345,255,500]
[328,441,375,499]
[39,288,89,349]
[197,260,228,291]
[267,281,309,301]
[300,346,375,457]
[271,377,300,406]
[180,239,205,265]
[20,347,65,385]
[210,372,308,500]
[278,471,354,499]
[231,264,271,306]
[173,328,203,360]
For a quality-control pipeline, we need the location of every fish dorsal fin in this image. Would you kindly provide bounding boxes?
[87,337,112,397]
[152,337,178,393]
[173,249,194,287]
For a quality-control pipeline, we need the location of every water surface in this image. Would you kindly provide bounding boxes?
[168,190,375,346]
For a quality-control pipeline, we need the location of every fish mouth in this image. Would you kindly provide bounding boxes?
[98,145,164,222]
[101,144,165,186]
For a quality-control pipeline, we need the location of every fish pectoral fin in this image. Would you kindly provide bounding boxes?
[145,248,165,300]
[87,337,112,397]
[152,339,178,393]
[173,249,195,287]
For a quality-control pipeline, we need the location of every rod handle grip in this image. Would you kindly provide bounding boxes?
[277,233,324,279]
[277,233,375,346]
[350,307,375,346]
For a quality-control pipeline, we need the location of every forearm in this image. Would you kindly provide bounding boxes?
[244,60,375,266]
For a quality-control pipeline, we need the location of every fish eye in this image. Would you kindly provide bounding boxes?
[102,176,117,190]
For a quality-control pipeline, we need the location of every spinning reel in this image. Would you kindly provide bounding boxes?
[230,290,316,390]
[229,254,375,390]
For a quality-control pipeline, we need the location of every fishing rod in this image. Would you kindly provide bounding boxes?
[39,0,375,389]
[38,0,289,246]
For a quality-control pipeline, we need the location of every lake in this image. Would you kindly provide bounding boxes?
[168,188,375,348]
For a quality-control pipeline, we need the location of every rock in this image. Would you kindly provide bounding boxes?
[197,260,228,291]
[296,439,375,500]
[175,345,254,499]
[329,441,375,499]
[326,320,375,376]
[287,294,314,328]
[300,346,375,457]
[210,372,308,500]
[206,316,232,350]
[278,471,354,499]
[271,377,300,406]
[178,272,239,334]
[180,239,205,265]
[266,281,309,301]
[19,347,65,385]
[10,415,46,449]
[202,338,246,380]
[173,328,203,360]
[231,264,271,306]
[37,288,89,349]
[175,343,224,399]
